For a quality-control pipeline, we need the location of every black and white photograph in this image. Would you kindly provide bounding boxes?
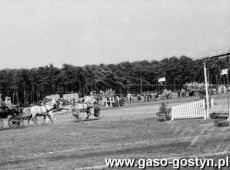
[0,0,230,169]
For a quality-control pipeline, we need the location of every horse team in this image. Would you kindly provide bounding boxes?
[32,95,99,124]
[1,94,98,126]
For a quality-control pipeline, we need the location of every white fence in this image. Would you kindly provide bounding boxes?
[171,99,206,120]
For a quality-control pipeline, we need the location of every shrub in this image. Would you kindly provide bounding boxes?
[156,102,171,121]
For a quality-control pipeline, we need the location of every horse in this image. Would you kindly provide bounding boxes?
[161,89,172,99]
[27,99,58,124]
[69,95,97,120]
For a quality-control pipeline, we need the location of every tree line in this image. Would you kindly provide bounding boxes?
[0,55,229,104]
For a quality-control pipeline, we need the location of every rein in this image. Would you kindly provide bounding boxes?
[39,104,56,114]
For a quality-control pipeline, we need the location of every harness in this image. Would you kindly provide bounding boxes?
[39,105,55,115]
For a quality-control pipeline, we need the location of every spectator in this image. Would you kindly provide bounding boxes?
[177,89,181,98]
[137,94,141,102]
[224,86,227,94]
[144,93,147,102]
[127,93,131,102]
[116,95,120,107]
[147,92,149,101]
[155,93,159,100]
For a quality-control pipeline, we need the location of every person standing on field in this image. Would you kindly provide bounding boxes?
[127,93,131,102]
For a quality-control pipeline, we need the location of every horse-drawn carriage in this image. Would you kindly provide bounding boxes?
[0,104,28,129]
[0,96,32,129]
[69,95,101,121]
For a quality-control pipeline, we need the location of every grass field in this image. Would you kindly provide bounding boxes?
[1,95,230,170]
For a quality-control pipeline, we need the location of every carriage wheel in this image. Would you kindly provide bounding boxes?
[70,115,80,121]
[94,106,100,117]
[69,112,80,121]
[0,119,3,129]
[94,110,100,117]
[8,118,20,128]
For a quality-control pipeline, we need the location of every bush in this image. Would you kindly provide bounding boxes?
[156,102,171,121]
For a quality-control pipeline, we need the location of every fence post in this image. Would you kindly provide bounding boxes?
[171,107,174,120]
[201,99,206,120]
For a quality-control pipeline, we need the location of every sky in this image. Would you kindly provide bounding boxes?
[0,0,230,69]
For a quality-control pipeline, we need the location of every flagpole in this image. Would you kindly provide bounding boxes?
[164,72,166,90]
[220,65,230,120]
[228,57,230,120]
[204,60,209,119]
[228,78,229,119]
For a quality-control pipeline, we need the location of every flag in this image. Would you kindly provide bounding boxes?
[221,69,228,75]
[158,77,166,82]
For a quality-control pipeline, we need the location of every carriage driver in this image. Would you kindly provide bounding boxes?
[86,91,95,119]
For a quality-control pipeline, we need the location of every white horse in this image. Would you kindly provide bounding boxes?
[69,95,97,120]
[28,99,58,124]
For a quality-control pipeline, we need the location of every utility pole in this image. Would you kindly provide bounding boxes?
[227,56,230,120]
[203,60,209,119]
[201,50,230,121]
